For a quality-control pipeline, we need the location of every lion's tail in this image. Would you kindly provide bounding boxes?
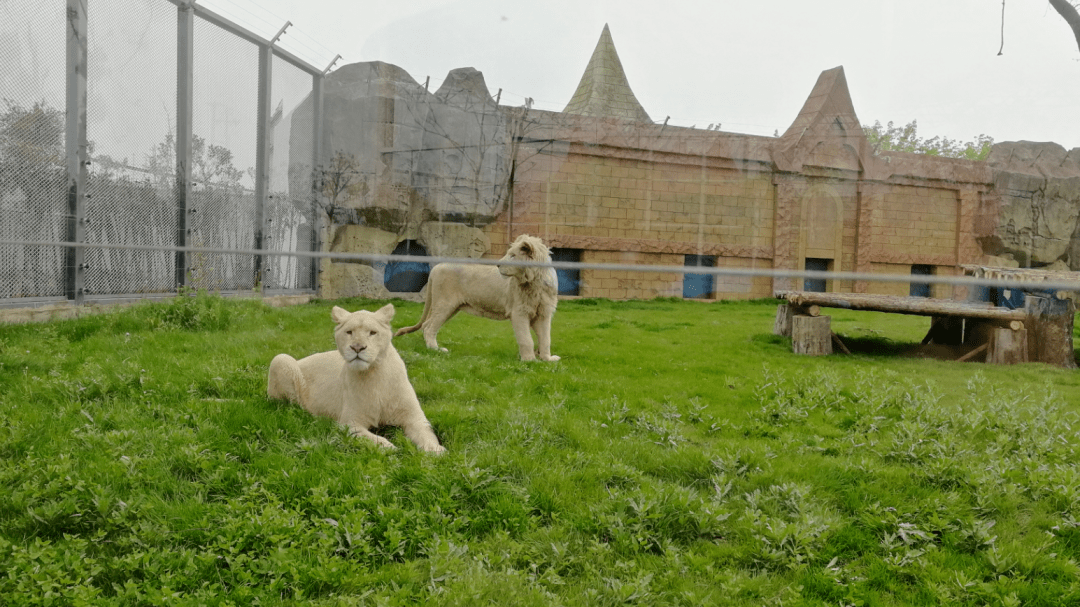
[394,282,433,337]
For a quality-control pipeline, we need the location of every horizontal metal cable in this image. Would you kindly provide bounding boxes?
[3,238,1078,292]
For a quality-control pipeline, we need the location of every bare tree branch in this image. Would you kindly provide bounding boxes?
[1048,0,1080,54]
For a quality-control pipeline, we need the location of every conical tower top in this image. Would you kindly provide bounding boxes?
[563,24,652,122]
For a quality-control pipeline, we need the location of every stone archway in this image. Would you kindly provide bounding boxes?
[798,183,844,292]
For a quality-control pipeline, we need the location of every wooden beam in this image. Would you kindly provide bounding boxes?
[776,290,1027,321]
[831,332,851,355]
[956,343,989,363]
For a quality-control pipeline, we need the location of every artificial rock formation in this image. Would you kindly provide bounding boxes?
[290,61,510,230]
[287,61,513,298]
[319,221,490,299]
[985,141,1080,268]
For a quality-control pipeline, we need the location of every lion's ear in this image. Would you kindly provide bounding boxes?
[375,303,395,323]
[331,306,351,325]
[519,242,533,258]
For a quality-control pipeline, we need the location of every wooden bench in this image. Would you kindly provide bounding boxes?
[773,290,1075,368]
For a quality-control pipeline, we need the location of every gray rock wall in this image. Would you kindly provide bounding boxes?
[286,61,514,298]
[289,61,511,232]
[986,141,1080,268]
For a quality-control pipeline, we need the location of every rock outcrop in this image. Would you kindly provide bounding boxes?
[985,141,1080,268]
[289,61,511,231]
[287,61,515,298]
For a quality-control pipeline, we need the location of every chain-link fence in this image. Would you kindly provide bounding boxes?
[266,54,317,292]
[0,0,68,301]
[86,0,177,297]
[0,0,328,307]
[189,14,259,292]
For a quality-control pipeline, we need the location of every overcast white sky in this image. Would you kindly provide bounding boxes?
[203,0,1080,150]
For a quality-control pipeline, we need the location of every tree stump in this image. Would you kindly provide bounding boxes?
[1024,294,1077,369]
[773,304,794,337]
[792,315,832,356]
[986,326,1028,365]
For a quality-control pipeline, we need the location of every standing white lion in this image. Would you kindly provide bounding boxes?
[267,304,445,453]
[395,234,560,362]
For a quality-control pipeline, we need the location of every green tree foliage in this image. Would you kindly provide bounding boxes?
[863,119,993,160]
[144,131,245,192]
[0,100,64,198]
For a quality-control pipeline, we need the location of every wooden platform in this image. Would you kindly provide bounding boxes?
[773,290,1075,368]
[775,291,1027,321]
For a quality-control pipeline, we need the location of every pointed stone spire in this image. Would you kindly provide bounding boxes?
[563,24,652,123]
[773,66,870,172]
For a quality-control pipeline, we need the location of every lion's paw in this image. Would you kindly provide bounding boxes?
[351,430,396,450]
[543,355,561,362]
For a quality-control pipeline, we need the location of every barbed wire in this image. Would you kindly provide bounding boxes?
[2,239,1076,292]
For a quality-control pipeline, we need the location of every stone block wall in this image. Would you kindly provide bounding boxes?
[873,186,958,264]
[472,127,991,302]
[476,141,781,299]
[298,60,1044,304]
[523,152,775,251]
[579,250,682,300]
[866,262,957,299]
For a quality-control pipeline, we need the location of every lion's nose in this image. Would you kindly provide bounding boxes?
[351,344,366,353]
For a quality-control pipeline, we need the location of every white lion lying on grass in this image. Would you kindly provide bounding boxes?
[267,304,445,453]
[395,234,560,362]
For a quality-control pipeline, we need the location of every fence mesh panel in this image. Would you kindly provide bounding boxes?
[266,55,315,291]
[0,0,67,300]
[86,0,177,296]
[190,14,259,292]
[2,1,325,306]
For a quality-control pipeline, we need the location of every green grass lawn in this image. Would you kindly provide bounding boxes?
[3,294,1080,606]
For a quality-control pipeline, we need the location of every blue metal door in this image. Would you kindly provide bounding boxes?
[684,255,715,298]
[384,240,430,292]
[804,258,829,292]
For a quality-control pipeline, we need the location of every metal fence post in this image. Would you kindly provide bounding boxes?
[254,22,289,292]
[311,54,338,296]
[65,0,88,305]
[176,1,193,291]
[311,71,325,295]
[254,44,271,291]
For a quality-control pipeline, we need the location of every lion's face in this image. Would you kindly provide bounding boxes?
[330,304,395,371]
[498,234,551,280]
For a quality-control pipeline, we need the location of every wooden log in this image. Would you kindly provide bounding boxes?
[773,304,793,337]
[1024,294,1078,369]
[801,305,821,317]
[987,327,1028,365]
[956,342,989,363]
[831,332,851,355]
[792,315,832,356]
[921,317,941,345]
[775,291,1027,321]
[1009,320,1023,331]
